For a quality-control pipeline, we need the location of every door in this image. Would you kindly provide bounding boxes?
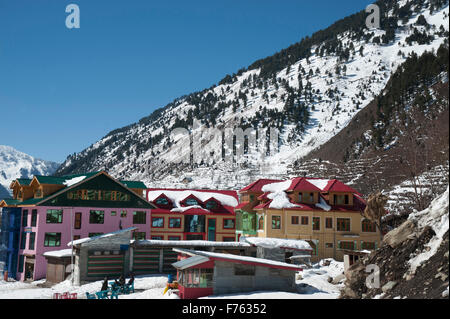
[25,262,34,281]
[207,219,216,241]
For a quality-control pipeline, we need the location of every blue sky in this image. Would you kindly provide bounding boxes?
[0,0,374,163]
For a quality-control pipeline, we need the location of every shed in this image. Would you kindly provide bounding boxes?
[43,249,74,283]
[172,248,302,299]
[68,227,137,285]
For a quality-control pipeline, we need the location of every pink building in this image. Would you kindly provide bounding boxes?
[2,171,154,281]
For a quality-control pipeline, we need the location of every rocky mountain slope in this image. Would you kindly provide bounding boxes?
[0,145,59,199]
[56,0,449,195]
[342,187,449,299]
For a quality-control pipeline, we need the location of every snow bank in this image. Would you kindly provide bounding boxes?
[315,196,331,211]
[308,179,331,191]
[407,187,449,273]
[240,236,312,251]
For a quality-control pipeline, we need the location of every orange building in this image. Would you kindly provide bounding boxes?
[146,189,238,242]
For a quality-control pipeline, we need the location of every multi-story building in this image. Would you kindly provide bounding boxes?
[146,189,238,242]
[235,177,381,262]
[0,171,154,281]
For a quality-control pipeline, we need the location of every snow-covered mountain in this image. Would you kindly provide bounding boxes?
[0,145,60,199]
[56,0,449,191]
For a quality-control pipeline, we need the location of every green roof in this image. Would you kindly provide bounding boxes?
[35,172,101,185]
[120,181,147,189]
[1,199,22,206]
[18,197,50,206]
[16,179,32,186]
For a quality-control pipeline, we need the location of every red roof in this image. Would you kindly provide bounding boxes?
[235,202,250,210]
[287,177,322,192]
[239,179,282,193]
[147,188,238,200]
[321,180,360,194]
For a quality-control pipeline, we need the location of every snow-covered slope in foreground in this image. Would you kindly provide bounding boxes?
[407,186,449,274]
[0,145,59,198]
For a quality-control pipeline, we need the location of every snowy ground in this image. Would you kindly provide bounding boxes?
[0,259,344,299]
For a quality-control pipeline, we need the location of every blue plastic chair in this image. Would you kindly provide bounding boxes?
[95,291,109,299]
[110,289,119,299]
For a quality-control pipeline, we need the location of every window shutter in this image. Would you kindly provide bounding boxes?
[354,241,357,250]
[337,240,341,249]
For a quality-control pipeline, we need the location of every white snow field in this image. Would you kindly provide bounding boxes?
[0,260,344,299]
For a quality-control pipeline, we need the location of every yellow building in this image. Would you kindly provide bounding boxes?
[236,178,381,262]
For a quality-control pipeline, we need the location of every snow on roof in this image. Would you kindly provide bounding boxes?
[147,189,238,211]
[315,196,332,211]
[261,180,301,209]
[307,179,331,191]
[63,176,87,187]
[174,248,303,271]
[172,255,210,270]
[68,227,137,246]
[240,236,312,251]
[43,249,74,258]
[134,239,251,248]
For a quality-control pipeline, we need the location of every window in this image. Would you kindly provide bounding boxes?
[168,236,181,241]
[111,211,117,216]
[181,268,213,288]
[169,218,181,228]
[205,200,218,210]
[184,197,199,206]
[250,194,255,202]
[223,219,235,229]
[74,212,82,229]
[223,237,235,242]
[20,232,27,250]
[362,219,377,232]
[361,242,376,250]
[34,188,42,198]
[155,197,170,206]
[28,232,36,250]
[44,233,61,247]
[120,210,127,217]
[298,193,302,202]
[325,243,333,248]
[133,211,146,224]
[234,264,255,276]
[184,215,205,233]
[31,210,37,227]
[18,255,24,273]
[335,194,350,205]
[291,216,299,225]
[152,217,164,228]
[325,217,333,229]
[88,233,103,238]
[22,210,28,227]
[337,218,351,232]
[46,209,63,224]
[313,217,320,231]
[301,216,309,225]
[151,236,163,240]
[89,210,104,224]
[133,232,146,240]
[339,241,355,250]
[272,216,281,229]
[309,193,314,203]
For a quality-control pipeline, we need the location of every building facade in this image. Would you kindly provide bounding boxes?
[146,189,238,242]
[0,171,154,281]
[236,178,382,262]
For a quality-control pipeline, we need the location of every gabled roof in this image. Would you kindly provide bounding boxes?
[322,179,359,194]
[239,179,282,193]
[68,227,137,246]
[0,199,21,207]
[287,177,321,192]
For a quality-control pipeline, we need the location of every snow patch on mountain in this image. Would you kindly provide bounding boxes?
[0,145,59,198]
